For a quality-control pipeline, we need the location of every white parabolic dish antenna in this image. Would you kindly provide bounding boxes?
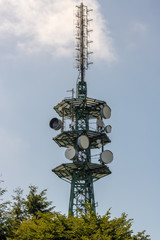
[100,150,113,164]
[78,135,89,149]
[65,147,77,160]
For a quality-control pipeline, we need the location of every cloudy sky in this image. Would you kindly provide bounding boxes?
[0,0,160,239]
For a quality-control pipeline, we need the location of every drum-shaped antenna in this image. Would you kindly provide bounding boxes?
[104,125,112,133]
[49,118,62,130]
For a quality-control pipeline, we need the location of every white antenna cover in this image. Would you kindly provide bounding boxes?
[101,105,111,119]
[65,147,77,160]
[78,135,89,149]
[100,150,113,164]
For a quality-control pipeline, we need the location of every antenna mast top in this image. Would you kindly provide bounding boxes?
[75,2,93,98]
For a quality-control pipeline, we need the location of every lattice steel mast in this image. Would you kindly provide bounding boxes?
[50,2,113,216]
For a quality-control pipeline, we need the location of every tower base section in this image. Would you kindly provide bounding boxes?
[52,162,111,216]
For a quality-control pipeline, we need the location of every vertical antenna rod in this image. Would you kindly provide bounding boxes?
[80,3,84,82]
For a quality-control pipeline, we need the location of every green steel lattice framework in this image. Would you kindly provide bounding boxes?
[52,96,111,216]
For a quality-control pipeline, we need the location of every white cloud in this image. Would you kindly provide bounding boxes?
[133,21,148,33]
[87,0,116,61]
[0,0,116,62]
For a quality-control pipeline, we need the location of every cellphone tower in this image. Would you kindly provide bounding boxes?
[49,2,113,216]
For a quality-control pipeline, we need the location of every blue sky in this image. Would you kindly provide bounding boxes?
[0,0,160,239]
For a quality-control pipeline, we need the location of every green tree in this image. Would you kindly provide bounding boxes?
[25,185,54,218]
[11,187,25,222]
[8,187,26,238]
[0,179,10,240]
[4,185,54,239]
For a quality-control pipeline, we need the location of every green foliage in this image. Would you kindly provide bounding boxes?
[11,207,150,240]
[11,187,25,222]
[0,179,10,240]
[0,184,54,239]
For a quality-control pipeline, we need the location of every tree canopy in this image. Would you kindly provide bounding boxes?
[0,179,10,240]
[11,208,150,240]
[0,181,150,240]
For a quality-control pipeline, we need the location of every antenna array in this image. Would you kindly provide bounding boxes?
[75,3,93,82]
